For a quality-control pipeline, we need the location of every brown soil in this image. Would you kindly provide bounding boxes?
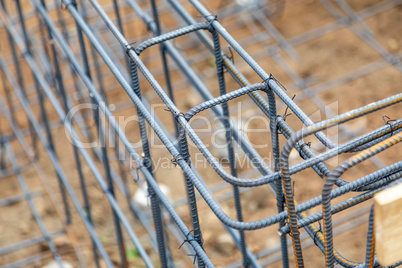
[0,0,401,267]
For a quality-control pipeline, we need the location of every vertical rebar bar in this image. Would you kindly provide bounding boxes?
[210,24,249,267]
[2,0,402,267]
[39,1,100,266]
[266,80,289,268]
[130,58,169,268]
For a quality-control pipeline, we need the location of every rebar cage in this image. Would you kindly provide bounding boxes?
[0,0,401,267]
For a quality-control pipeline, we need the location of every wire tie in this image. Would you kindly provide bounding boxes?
[298,141,311,158]
[281,94,296,121]
[178,229,201,264]
[266,73,288,91]
[313,221,323,246]
[289,229,300,239]
[292,180,296,197]
[174,112,185,123]
[171,155,184,167]
[164,108,185,122]
[187,253,198,264]
[125,41,138,56]
[227,46,234,65]
[198,0,218,28]
[132,166,140,182]
[206,14,218,32]
[382,115,396,136]
[171,154,191,166]
[223,46,235,73]
[277,119,285,135]
[178,229,196,250]
[143,155,152,170]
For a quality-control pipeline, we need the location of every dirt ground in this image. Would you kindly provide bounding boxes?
[0,0,401,267]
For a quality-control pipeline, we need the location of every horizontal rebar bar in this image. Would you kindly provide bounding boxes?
[1,0,401,267]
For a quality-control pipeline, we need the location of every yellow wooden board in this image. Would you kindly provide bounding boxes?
[374,182,402,266]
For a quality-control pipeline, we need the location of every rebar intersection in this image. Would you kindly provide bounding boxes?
[0,0,401,267]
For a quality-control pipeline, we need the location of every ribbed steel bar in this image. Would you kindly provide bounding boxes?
[164,0,346,184]
[130,58,169,268]
[232,206,371,268]
[187,0,341,150]
[2,0,401,267]
[53,0,282,241]
[212,23,249,268]
[0,90,154,267]
[322,132,402,267]
[71,1,127,265]
[85,13,398,266]
[149,0,180,139]
[269,39,389,172]
[30,11,140,262]
[58,3,100,266]
[280,93,402,266]
[0,96,89,266]
[364,207,375,268]
[134,20,222,267]
[164,0,333,182]
[135,22,211,54]
[126,0,278,185]
[8,0,73,225]
[53,0,402,235]
[184,83,401,189]
[75,1,130,200]
[0,61,116,267]
[278,168,402,235]
[2,12,398,243]
[40,0,397,182]
[20,2,214,265]
[0,7,153,265]
[67,0,273,230]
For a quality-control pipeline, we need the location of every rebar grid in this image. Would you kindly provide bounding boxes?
[0,0,401,267]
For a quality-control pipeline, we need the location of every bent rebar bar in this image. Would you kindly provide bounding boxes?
[0,0,401,267]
